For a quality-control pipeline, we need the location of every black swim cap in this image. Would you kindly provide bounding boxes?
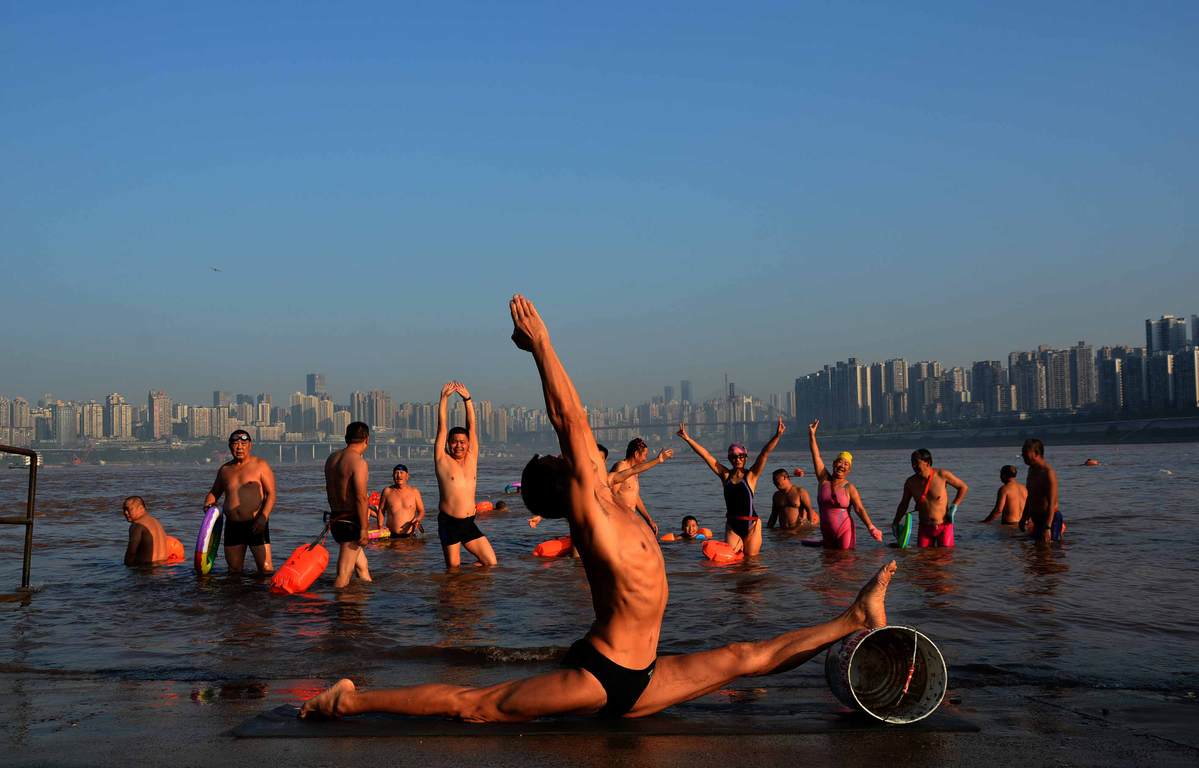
[393,464,409,474]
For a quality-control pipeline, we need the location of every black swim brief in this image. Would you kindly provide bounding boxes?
[561,637,656,718]
[330,516,363,544]
[437,511,485,547]
[223,516,270,547]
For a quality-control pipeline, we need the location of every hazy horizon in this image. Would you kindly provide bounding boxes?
[4,3,1196,407]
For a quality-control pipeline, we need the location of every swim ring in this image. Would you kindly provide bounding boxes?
[194,505,223,575]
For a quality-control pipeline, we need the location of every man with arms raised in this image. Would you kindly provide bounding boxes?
[892,448,969,549]
[325,421,373,587]
[379,463,426,537]
[302,295,896,722]
[435,381,498,568]
[204,429,277,574]
[609,437,672,534]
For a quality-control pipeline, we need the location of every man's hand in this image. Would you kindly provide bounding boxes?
[656,448,673,464]
[775,416,786,436]
[440,381,456,399]
[358,531,370,547]
[456,382,471,400]
[252,513,267,535]
[676,422,689,439]
[510,294,549,352]
[808,419,820,435]
[528,515,542,529]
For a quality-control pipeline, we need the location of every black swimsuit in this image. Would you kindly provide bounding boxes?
[561,637,656,718]
[722,475,759,539]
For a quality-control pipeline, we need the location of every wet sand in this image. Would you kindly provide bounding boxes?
[4,676,1195,767]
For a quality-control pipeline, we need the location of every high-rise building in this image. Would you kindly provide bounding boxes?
[332,409,352,437]
[306,373,327,397]
[256,393,272,405]
[971,361,1005,415]
[148,390,171,440]
[1121,349,1149,412]
[1069,342,1096,408]
[9,397,32,447]
[367,390,392,430]
[680,380,692,404]
[868,362,887,425]
[189,407,215,439]
[1009,352,1047,412]
[1173,348,1199,411]
[664,385,674,404]
[1039,347,1072,410]
[0,396,9,443]
[212,391,232,409]
[1146,315,1188,354]
[1192,315,1199,349]
[317,396,334,435]
[794,369,832,427]
[80,402,104,439]
[350,391,369,424]
[51,403,79,446]
[1097,357,1124,412]
[1147,353,1175,410]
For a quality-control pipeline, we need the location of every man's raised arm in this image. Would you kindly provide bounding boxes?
[510,295,601,477]
[435,382,454,458]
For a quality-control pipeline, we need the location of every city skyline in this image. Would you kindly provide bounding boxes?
[6,311,1198,450]
[3,5,1197,408]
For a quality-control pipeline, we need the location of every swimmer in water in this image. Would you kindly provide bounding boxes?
[325,421,373,588]
[1019,438,1065,543]
[768,468,816,529]
[609,438,673,535]
[301,294,899,723]
[676,416,786,557]
[122,496,183,566]
[435,381,498,568]
[378,464,426,537]
[203,429,277,574]
[808,420,883,548]
[893,448,969,549]
[981,465,1026,525]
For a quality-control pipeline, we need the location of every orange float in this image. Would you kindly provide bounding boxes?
[702,539,744,564]
[475,500,495,513]
[533,535,573,558]
[271,539,330,594]
[164,536,185,564]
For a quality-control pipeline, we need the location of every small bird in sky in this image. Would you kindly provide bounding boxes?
[210,266,222,272]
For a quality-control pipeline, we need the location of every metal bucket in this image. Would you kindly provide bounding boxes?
[824,625,947,724]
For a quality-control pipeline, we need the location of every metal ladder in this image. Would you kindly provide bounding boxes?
[1,445,37,590]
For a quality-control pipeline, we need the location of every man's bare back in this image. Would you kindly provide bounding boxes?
[984,479,1027,524]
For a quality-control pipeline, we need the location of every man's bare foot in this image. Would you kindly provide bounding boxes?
[849,560,896,630]
[299,678,356,719]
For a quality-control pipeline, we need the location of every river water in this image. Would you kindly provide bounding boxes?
[1,442,1196,712]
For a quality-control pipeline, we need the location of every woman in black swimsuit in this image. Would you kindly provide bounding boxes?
[676,417,785,557]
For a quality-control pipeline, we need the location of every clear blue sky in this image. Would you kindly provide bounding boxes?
[3,2,1197,407]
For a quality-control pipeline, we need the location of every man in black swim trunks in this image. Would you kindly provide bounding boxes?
[324,421,372,588]
[301,295,896,722]
[203,429,277,574]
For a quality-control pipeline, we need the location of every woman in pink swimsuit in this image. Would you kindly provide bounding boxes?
[807,420,883,549]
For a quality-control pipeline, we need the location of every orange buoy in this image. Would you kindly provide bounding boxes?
[164,536,185,564]
[533,535,573,558]
[475,500,494,513]
[660,532,677,542]
[698,527,715,539]
[703,539,744,564]
[271,542,330,594]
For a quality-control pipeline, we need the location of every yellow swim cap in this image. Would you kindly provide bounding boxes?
[835,451,854,466]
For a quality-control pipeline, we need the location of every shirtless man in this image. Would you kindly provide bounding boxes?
[301,294,898,722]
[1019,438,1064,543]
[203,429,277,574]
[768,468,816,528]
[892,449,968,549]
[379,464,426,537]
[122,496,183,566]
[435,381,498,568]
[982,465,1027,525]
[325,421,372,588]
[609,438,673,534]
